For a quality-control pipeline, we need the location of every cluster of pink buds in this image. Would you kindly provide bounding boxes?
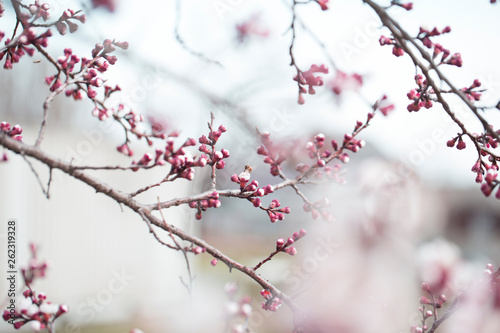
[189,191,221,220]
[54,9,87,35]
[263,198,290,223]
[474,130,500,152]
[45,39,127,105]
[28,2,50,21]
[305,133,330,167]
[315,0,329,10]
[57,48,80,74]
[1,27,51,69]
[379,35,404,57]
[329,70,363,95]
[409,283,447,333]
[457,128,500,197]
[417,26,451,49]
[260,290,282,312]
[296,133,347,183]
[3,244,67,331]
[294,64,329,104]
[304,198,333,221]
[3,290,68,331]
[135,138,206,178]
[276,229,307,256]
[415,26,463,67]
[407,74,434,112]
[342,133,365,153]
[228,174,290,222]
[446,134,467,151]
[199,128,229,170]
[198,115,229,172]
[478,166,499,198]
[257,131,286,176]
[0,121,23,142]
[461,79,483,102]
[116,106,173,157]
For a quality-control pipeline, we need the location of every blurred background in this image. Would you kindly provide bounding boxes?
[1,0,500,332]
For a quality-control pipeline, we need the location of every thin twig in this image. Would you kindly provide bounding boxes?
[21,153,50,199]
[174,0,223,68]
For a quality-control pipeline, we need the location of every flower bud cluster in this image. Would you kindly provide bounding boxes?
[189,191,221,220]
[0,121,23,141]
[3,244,67,331]
[294,64,329,104]
[446,134,466,151]
[297,133,347,183]
[414,26,462,67]
[199,124,229,170]
[54,9,87,35]
[1,27,51,70]
[229,170,291,222]
[378,35,404,57]
[45,39,127,104]
[130,137,207,180]
[275,229,307,256]
[29,2,51,21]
[260,289,283,312]
[409,283,448,333]
[461,79,483,102]
[2,290,68,331]
[230,173,290,223]
[406,74,434,112]
[457,128,500,198]
[257,130,286,176]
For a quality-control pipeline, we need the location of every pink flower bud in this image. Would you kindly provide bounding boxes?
[254,188,265,196]
[421,282,431,293]
[456,139,466,150]
[211,259,218,266]
[401,2,413,10]
[481,183,494,197]
[216,161,225,169]
[252,198,261,207]
[392,46,404,57]
[419,296,431,304]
